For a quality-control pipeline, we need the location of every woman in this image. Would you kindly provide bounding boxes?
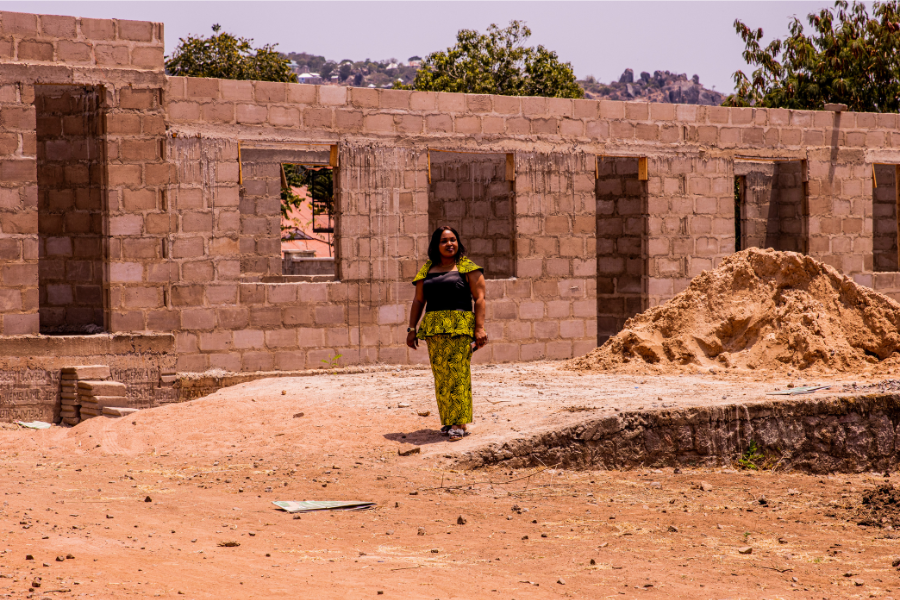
[406,226,487,441]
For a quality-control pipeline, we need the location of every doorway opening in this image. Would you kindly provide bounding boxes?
[873,164,899,272]
[35,84,106,334]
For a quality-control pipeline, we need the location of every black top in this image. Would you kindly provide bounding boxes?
[423,270,474,313]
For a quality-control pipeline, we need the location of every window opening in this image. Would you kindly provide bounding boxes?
[281,163,335,276]
[733,158,807,254]
[427,151,514,279]
[872,163,899,272]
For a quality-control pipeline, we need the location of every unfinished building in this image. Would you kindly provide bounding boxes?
[0,9,899,422]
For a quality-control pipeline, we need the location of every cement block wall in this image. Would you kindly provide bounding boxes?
[2,9,900,388]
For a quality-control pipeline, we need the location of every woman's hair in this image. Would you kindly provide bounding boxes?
[427,226,466,264]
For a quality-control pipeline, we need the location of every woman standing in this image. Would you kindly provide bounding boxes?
[406,226,487,441]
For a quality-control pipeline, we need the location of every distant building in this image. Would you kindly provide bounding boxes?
[408,56,422,67]
[297,72,322,85]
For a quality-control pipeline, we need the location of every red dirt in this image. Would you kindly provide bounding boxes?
[0,364,898,599]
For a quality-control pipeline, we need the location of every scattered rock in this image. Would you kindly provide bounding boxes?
[409,491,418,496]
[649,482,661,489]
[457,515,467,525]
[293,412,304,418]
[386,530,394,535]
[758,496,768,506]
[398,402,410,408]
[430,549,439,553]
[854,579,865,586]
[217,541,240,547]
[700,482,713,492]
[417,411,430,417]
[65,554,74,560]
[55,556,64,562]
[144,496,152,503]
[557,578,566,585]
[778,537,788,544]
[417,528,425,536]
[667,526,678,533]
[892,557,900,567]
[25,554,33,560]
[281,390,286,395]
[398,446,420,457]
[737,546,753,554]
[590,558,596,565]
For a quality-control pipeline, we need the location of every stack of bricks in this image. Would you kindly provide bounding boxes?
[60,365,110,425]
[77,380,127,419]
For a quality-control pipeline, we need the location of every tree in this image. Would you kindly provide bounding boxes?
[339,63,353,82]
[400,20,583,98]
[725,0,900,112]
[165,24,297,83]
[319,61,336,81]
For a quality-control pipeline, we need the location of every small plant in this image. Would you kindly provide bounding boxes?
[737,440,766,471]
[321,353,342,373]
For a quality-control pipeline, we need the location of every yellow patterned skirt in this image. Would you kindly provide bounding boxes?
[425,334,474,427]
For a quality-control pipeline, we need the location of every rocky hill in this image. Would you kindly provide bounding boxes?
[579,69,724,106]
[284,52,725,106]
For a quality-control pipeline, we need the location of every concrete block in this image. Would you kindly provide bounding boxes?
[77,381,126,395]
[61,365,110,379]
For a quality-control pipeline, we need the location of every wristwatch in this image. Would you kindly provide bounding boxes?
[407,327,415,333]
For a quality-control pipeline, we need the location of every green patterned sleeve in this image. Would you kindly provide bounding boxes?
[412,261,432,284]
[457,256,484,275]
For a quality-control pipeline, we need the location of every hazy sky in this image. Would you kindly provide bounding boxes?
[2,1,839,92]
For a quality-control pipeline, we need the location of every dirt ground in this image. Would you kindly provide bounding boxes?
[1,361,899,600]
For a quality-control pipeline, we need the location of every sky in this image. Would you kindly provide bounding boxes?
[0,1,841,93]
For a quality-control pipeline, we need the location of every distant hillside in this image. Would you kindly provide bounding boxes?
[580,69,724,106]
[283,52,724,106]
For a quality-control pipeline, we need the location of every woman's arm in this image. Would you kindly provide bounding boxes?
[468,270,488,349]
[406,281,426,350]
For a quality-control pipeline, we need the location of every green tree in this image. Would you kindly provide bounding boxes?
[725,0,900,112]
[400,20,583,98]
[165,24,297,83]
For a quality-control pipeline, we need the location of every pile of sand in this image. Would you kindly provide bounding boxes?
[570,249,900,374]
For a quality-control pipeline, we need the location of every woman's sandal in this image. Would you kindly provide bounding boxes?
[440,425,451,436]
[448,427,468,441]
